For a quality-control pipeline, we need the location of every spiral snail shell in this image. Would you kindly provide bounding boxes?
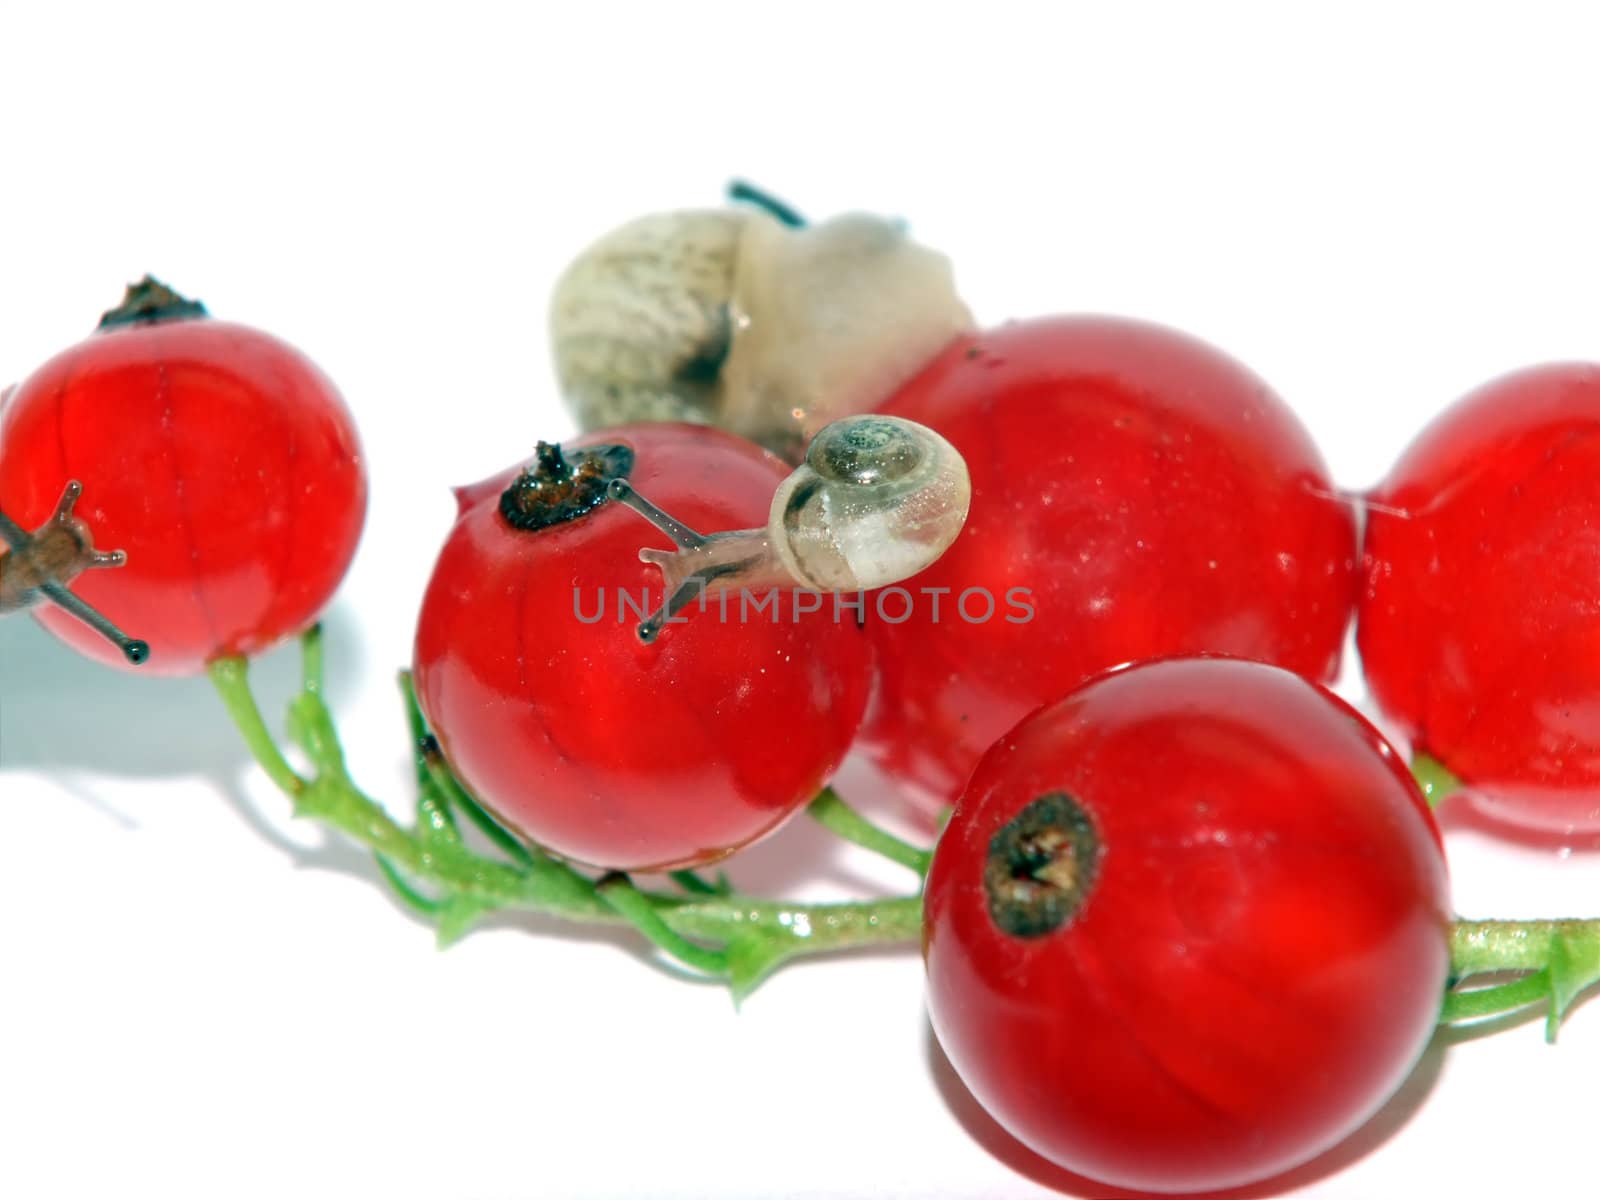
[550,193,973,462]
[770,414,971,591]
[606,414,971,642]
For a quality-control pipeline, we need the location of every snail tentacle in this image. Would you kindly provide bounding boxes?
[0,481,149,664]
[607,479,776,644]
[606,416,971,644]
[606,479,710,552]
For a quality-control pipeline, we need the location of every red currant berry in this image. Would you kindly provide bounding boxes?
[862,316,1358,810]
[923,657,1450,1195]
[412,423,871,871]
[1361,363,1600,834]
[0,278,366,674]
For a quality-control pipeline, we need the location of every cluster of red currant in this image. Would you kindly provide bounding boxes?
[2,186,1598,1196]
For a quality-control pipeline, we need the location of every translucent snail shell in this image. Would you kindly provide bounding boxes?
[550,205,974,461]
[605,414,971,642]
[770,414,971,591]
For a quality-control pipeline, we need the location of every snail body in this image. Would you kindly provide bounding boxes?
[550,198,974,461]
[606,414,971,641]
[0,481,148,663]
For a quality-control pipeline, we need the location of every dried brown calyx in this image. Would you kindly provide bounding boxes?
[983,792,1102,938]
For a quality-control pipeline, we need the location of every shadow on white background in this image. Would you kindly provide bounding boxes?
[0,601,364,776]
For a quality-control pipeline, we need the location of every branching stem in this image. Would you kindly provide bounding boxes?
[209,632,1600,1016]
[209,635,924,997]
[808,787,933,876]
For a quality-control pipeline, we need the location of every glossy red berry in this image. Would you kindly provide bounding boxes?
[0,279,366,674]
[923,657,1450,1195]
[1360,363,1600,835]
[412,423,872,871]
[862,316,1358,809]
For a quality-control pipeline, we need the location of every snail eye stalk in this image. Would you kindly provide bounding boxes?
[0,482,149,665]
[604,415,971,644]
[606,479,772,644]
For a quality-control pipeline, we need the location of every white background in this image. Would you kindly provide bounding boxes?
[3,3,1599,1197]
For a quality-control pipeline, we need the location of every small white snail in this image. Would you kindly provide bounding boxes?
[0,481,149,663]
[550,185,974,462]
[608,414,971,642]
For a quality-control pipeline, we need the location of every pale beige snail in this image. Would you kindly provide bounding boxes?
[607,414,971,642]
[0,480,149,663]
[549,184,974,462]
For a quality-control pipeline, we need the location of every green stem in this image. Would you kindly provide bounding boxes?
[292,757,924,969]
[398,671,532,866]
[447,782,539,869]
[207,637,927,997]
[1411,752,1461,808]
[375,855,444,916]
[1440,972,1551,1024]
[301,621,326,696]
[402,690,462,851]
[597,873,729,975]
[1452,919,1584,974]
[210,633,1600,1016]
[208,657,305,796]
[666,894,923,951]
[289,688,347,781]
[807,788,933,876]
[1446,919,1600,1039]
[670,869,729,896]
[287,757,925,950]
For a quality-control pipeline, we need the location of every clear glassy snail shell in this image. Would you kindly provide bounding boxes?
[549,197,974,462]
[607,414,972,642]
